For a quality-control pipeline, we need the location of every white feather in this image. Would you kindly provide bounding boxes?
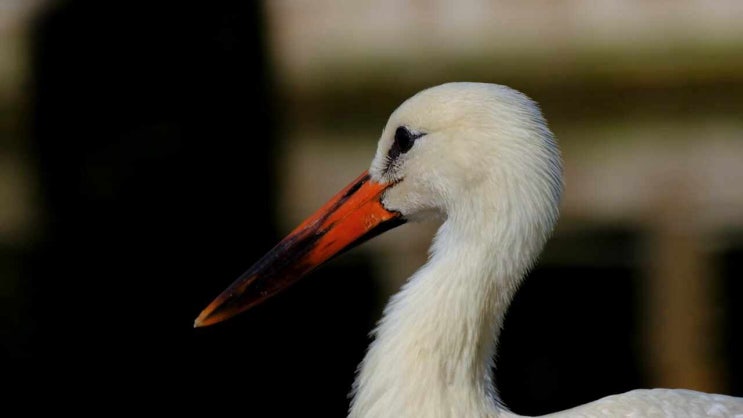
[347,82,742,417]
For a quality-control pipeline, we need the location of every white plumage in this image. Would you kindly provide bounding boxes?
[346,82,743,417]
[195,82,743,417]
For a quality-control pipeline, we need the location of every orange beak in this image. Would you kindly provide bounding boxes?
[194,171,404,327]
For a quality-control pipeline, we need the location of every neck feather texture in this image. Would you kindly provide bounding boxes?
[349,195,550,418]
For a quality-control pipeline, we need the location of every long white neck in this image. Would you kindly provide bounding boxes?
[349,189,553,418]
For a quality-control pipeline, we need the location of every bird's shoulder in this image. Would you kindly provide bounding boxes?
[539,388,743,418]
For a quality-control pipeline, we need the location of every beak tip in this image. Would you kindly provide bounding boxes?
[193,311,211,328]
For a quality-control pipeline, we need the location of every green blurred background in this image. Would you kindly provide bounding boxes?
[2,0,741,415]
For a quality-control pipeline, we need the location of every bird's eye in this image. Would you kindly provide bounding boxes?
[384,126,425,174]
[394,126,416,154]
[394,126,425,155]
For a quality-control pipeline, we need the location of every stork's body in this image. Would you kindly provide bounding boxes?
[196,83,743,417]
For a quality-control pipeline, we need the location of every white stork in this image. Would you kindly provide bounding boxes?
[195,82,743,417]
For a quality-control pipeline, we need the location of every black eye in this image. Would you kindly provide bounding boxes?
[384,126,425,174]
[394,126,416,154]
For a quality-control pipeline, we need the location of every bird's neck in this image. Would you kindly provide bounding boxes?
[350,203,543,418]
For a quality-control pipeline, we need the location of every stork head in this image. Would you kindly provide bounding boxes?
[194,82,562,327]
[371,82,562,224]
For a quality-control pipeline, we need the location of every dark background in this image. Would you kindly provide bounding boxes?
[20,1,376,414]
[3,1,741,415]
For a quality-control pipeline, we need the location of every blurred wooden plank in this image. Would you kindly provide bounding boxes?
[643,190,726,392]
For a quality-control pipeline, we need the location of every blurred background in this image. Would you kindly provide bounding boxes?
[2,0,742,414]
